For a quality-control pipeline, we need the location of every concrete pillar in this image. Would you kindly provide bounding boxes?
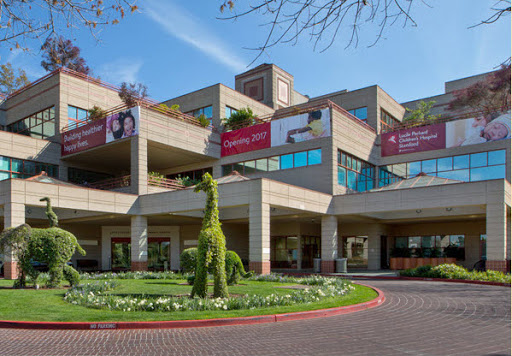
[131,136,148,195]
[58,162,69,182]
[486,203,509,272]
[367,233,381,270]
[3,202,25,279]
[170,232,181,271]
[249,202,271,274]
[297,234,302,270]
[130,216,148,271]
[321,215,338,273]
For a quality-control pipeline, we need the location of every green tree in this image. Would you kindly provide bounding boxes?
[0,63,30,96]
[191,173,229,298]
[223,107,256,131]
[404,100,440,125]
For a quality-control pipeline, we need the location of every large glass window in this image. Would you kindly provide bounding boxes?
[392,235,465,260]
[167,167,213,181]
[379,150,507,187]
[221,149,321,176]
[0,156,58,181]
[68,106,89,130]
[271,236,298,268]
[68,167,113,185]
[348,107,367,123]
[225,106,238,118]
[187,105,213,126]
[337,150,375,192]
[7,107,56,140]
[147,238,170,271]
[380,110,400,133]
[342,236,369,268]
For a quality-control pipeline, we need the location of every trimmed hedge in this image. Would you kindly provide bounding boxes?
[400,264,511,284]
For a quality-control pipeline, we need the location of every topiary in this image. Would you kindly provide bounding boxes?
[180,248,198,273]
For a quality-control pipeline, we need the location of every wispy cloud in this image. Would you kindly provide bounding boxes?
[99,59,143,84]
[143,0,247,73]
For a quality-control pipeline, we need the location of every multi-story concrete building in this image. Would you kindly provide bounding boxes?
[0,64,509,279]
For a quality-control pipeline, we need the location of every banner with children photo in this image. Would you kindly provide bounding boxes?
[270,108,331,147]
[106,107,140,143]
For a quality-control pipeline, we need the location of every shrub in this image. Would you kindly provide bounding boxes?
[197,114,210,127]
[180,248,198,273]
[400,263,511,284]
[223,107,256,131]
[88,106,106,121]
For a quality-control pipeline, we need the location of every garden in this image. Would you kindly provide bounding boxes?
[0,180,378,323]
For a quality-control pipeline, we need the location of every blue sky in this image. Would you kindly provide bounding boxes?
[1,0,510,104]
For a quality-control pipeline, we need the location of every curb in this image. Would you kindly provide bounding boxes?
[279,272,511,288]
[0,284,384,330]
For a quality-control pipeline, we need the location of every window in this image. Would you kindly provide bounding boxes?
[68,167,113,185]
[380,110,400,133]
[393,235,465,260]
[221,149,321,176]
[167,167,213,181]
[347,107,367,123]
[187,106,213,126]
[271,236,298,268]
[337,150,375,192]
[225,106,237,118]
[379,150,507,186]
[342,236,368,268]
[0,156,58,181]
[68,106,89,130]
[7,107,56,140]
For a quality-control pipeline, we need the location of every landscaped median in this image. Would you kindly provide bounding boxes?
[0,272,383,329]
[399,264,511,285]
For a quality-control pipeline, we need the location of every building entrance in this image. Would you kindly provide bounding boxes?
[111,237,170,271]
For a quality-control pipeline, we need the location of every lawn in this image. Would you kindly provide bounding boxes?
[0,278,377,322]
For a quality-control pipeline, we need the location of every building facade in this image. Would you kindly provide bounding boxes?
[0,64,510,279]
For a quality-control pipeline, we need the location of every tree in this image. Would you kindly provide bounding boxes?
[41,36,91,74]
[448,65,511,116]
[0,63,30,96]
[118,82,148,107]
[404,100,440,125]
[191,173,229,299]
[0,1,138,50]
[223,107,256,131]
[220,1,510,63]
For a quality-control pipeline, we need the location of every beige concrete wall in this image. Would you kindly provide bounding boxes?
[0,131,61,165]
[60,224,102,267]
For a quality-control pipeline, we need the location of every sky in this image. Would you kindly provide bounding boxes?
[0,0,510,105]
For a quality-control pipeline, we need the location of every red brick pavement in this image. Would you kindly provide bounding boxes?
[0,280,509,356]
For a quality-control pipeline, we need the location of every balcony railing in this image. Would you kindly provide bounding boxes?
[86,175,131,191]
[148,176,185,190]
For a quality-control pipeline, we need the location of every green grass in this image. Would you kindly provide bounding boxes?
[0,279,378,322]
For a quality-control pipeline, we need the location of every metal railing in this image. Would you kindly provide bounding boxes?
[148,176,185,190]
[86,175,131,190]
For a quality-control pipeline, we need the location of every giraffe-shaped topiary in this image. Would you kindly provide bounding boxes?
[191,173,229,298]
[40,197,59,227]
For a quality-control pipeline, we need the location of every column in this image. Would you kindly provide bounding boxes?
[170,232,181,271]
[486,203,509,272]
[321,215,338,273]
[367,233,381,270]
[130,216,148,271]
[297,234,302,270]
[3,202,25,279]
[249,202,271,274]
[131,136,148,195]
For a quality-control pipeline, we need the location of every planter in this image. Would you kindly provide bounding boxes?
[402,258,414,270]
[390,257,403,270]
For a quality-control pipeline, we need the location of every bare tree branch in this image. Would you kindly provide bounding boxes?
[469,0,510,28]
[0,1,139,51]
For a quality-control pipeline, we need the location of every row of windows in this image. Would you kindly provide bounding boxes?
[68,106,89,130]
[379,150,506,186]
[167,167,213,181]
[380,110,400,133]
[187,106,213,119]
[347,107,367,123]
[0,156,58,181]
[393,235,465,260]
[68,167,113,185]
[222,149,322,176]
[6,107,56,140]
[337,151,375,192]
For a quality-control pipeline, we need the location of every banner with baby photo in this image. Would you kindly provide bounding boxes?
[270,108,331,147]
[381,110,511,157]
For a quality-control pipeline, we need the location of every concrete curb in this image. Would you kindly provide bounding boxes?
[0,283,384,330]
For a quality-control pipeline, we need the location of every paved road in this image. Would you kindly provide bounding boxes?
[0,280,509,356]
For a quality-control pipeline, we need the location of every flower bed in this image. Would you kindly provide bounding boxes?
[65,273,355,312]
[400,264,511,284]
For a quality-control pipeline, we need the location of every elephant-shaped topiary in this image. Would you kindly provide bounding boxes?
[180,247,252,285]
[0,197,85,288]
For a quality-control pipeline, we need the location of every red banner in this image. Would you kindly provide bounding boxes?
[381,123,446,157]
[62,118,107,156]
[221,122,271,156]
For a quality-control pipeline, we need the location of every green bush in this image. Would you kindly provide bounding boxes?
[223,107,256,131]
[400,263,511,284]
[181,247,249,285]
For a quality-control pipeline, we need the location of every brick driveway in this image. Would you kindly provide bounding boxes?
[0,280,509,356]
